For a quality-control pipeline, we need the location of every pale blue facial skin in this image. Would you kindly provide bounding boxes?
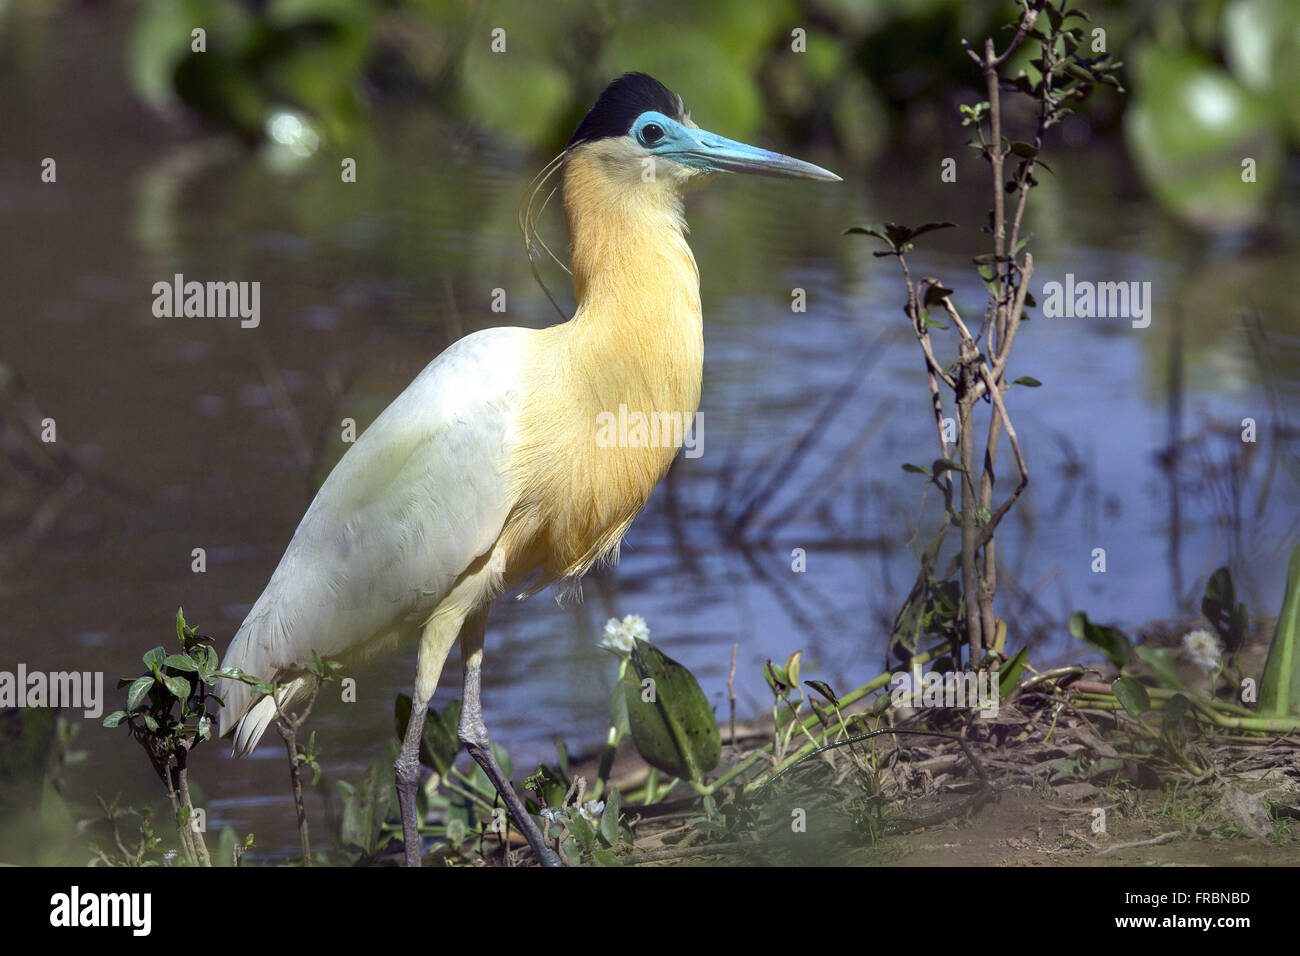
[629,110,841,182]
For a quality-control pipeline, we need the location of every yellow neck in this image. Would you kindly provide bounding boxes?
[565,147,696,307]
[562,145,703,406]
[498,146,705,587]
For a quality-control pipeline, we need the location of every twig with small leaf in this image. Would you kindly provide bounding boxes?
[847,0,1124,666]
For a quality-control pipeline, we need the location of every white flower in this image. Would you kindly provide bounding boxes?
[580,800,605,824]
[623,615,650,642]
[598,614,650,656]
[541,807,564,824]
[1181,628,1223,674]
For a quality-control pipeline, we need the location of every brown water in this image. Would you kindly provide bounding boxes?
[3,7,1299,861]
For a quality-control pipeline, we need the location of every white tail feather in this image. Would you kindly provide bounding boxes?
[229,677,312,756]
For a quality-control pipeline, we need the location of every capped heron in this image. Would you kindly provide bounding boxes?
[217,73,839,867]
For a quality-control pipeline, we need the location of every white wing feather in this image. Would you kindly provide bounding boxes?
[218,326,531,752]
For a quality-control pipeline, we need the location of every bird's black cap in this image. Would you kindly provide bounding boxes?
[567,73,684,148]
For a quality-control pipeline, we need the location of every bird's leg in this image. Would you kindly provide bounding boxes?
[397,616,460,867]
[458,612,564,867]
[395,690,429,868]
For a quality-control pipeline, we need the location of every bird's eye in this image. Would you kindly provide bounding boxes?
[640,123,664,145]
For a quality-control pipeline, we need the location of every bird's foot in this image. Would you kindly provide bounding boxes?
[461,735,564,867]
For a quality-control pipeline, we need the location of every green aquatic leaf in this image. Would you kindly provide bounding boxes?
[1111,676,1151,718]
[1069,612,1131,668]
[1260,543,1300,717]
[337,739,398,855]
[599,789,622,847]
[999,646,1029,698]
[621,639,720,782]
[1125,46,1282,227]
